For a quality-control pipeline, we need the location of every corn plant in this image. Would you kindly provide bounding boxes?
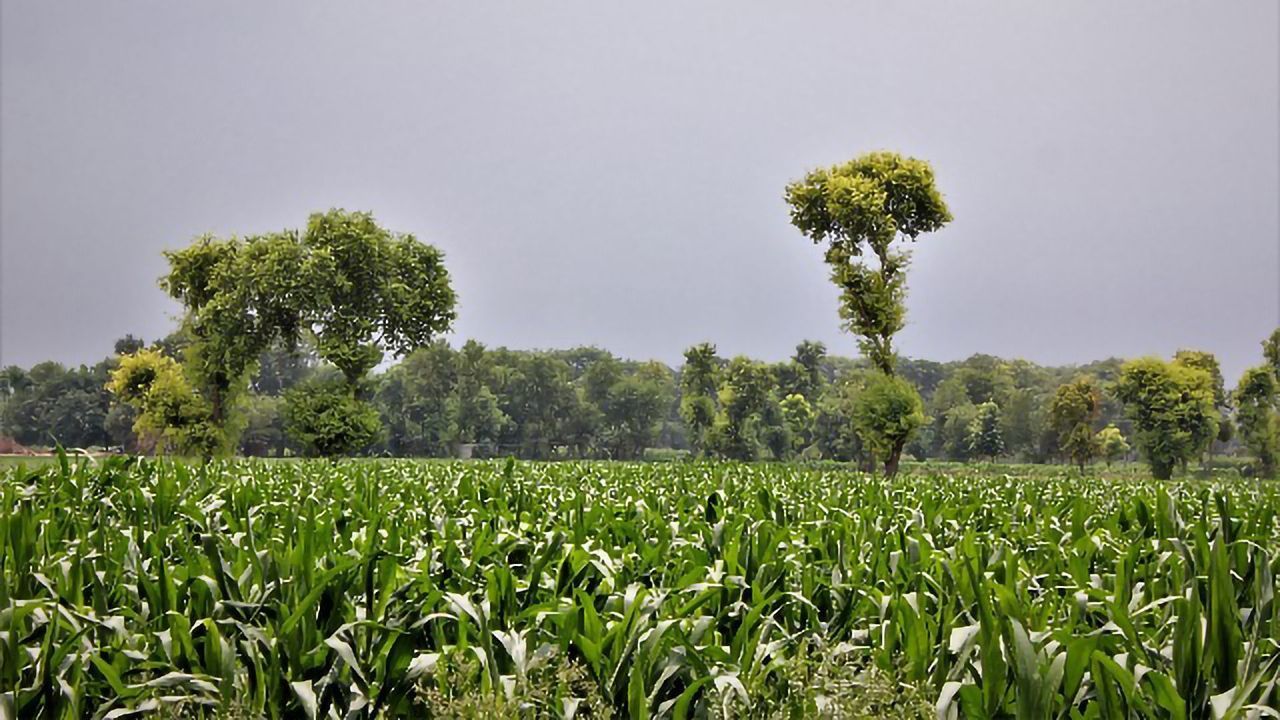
[2,454,1278,718]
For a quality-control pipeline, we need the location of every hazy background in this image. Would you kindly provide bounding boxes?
[2,2,1277,381]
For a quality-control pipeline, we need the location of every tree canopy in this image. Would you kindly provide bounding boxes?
[1114,357,1219,480]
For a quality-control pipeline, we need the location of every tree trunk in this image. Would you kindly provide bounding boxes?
[884,438,905,478]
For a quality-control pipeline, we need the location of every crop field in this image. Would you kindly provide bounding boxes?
[2,458,1279,718]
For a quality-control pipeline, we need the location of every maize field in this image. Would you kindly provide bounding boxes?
[2,456,1278,718]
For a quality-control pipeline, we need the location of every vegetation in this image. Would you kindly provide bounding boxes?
[1049,377,1102,471]
[785,152,952,476]
[1234,366,1278,478]
[1115,357,1220,481]
[1095,424,1131,467]
[3,458,1277,717]
[119,209,456,459]
[6,335,1279,476]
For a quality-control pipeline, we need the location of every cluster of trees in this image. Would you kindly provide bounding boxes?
[2,152,1276,479]
[103,208,456,457]
[6,329,1277,478]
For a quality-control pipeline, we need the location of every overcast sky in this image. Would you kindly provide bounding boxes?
[2,2,1277,382]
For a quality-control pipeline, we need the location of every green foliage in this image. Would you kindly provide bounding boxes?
[160,210,456,455]
[4,459,1278,717]
[0,361,114,449]
[106,349,224,456]
[678,343,721,456]
[300,209,457,387]
[1173,349,1227,409]
[966,400,1004,461]
[238,394,287,457]
[779,393,814,457]
[1114,357,1219,480]
[1049,376,1102,470]
[1095,424,1130,467]
[283,380,383,457]
[492,351,580,459]
[852,372,925,475]
[162,232,310,427]
[448,341,508,449]
[595,363,673,460]
[786,151,952,376]
[707,357,773,461]
[1234,365,1278,477]
[1264,328,1280,379]
[938,403,980,461]
[812,378,865,463]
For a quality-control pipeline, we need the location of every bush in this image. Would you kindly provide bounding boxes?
[283,380,383,457]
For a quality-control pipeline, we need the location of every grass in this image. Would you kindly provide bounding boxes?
[2,456,1278,717]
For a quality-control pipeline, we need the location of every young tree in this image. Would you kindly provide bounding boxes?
[1114,357,1219,480]
[106,350,222,456]
[1049,377,1101,470]
[1095,424,1130,468]
[1234,365,1278,478]
[678,343,721,456]
[779,393,815,457]
[786,151,951,475]
[966,400,1004,462]
[852,373,926,472]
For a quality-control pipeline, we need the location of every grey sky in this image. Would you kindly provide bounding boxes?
[2,2,1277,382]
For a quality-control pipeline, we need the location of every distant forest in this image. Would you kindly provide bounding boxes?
[0,331,1245,469]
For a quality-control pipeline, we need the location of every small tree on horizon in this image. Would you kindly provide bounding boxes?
[1049,376,1102,471]
[1095,424,1130,468]
[1234,365,1278,478]
[966,401,1004,462]
[1114,357,1218,480]
[678,343,721,457]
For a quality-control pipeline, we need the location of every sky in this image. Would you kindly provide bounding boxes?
[2,2,1277,382]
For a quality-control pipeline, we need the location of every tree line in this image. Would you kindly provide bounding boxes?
[4,329,1279,478]
[2,151,1278,479]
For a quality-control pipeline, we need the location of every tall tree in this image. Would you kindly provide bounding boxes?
[448,340,508,452]
[162,231,311,443]
[1234,366,1277,478]
[163,209,456,457]
[1049,377,1102,471]
[786,151,951,476]
[678,343,721,456]
[596,363,673,459]
[707,357,772,461]
[1114,357,1218,480]
[1173,349,1230,463]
